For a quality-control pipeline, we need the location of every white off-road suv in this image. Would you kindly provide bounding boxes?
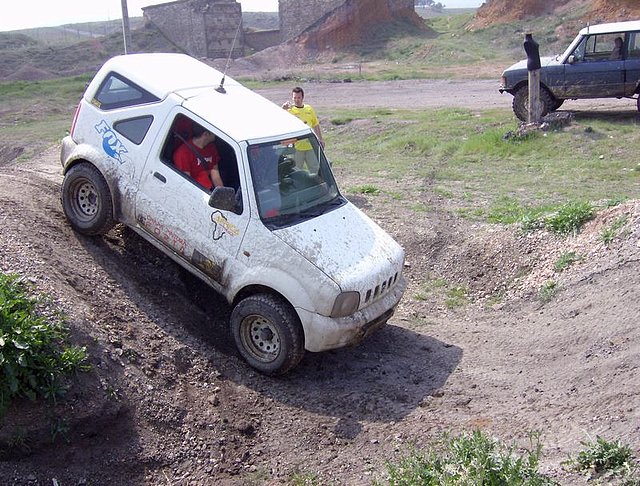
[60,53,406,375]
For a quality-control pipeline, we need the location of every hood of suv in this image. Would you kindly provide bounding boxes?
[273,202,404,292]
[504,56,561,73]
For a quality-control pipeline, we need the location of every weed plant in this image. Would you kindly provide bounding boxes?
[378,430,557,486]
[600,215,629,245]
[538,281,558,302]
[0,272,88,416]
[554,252,582,272]
[564,436,640,484]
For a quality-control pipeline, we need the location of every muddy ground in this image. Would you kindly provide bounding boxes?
[0,79,639,485]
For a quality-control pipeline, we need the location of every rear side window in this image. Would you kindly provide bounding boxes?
[93,72,160,110]
[628,32,640,58]
[114,116,154,145]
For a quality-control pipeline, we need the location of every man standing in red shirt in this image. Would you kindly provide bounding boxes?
[173,124,224,190]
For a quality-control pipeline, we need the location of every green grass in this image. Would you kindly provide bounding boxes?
[413,277,468,308]
[538,280,558,302]
[350,184,381,195]
[600,215,630,245]
[554,251,582,273]
[377,430,557,485]
[326,107,640,226]
[0,272,89,416]
[288,471,323,486]
[0,76,89,161]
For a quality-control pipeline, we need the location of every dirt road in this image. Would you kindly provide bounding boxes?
[0,80,639,485]
[255,78,640,114]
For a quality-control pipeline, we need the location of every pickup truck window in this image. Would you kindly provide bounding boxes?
[94,72,160,110]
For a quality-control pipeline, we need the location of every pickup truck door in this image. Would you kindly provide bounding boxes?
[134,127,250,293]
[563,33,625,98]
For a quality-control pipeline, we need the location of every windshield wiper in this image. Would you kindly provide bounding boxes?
[299,195,344,217]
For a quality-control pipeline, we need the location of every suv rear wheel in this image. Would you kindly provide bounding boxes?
[512,85,556,122]
[61,163,115,236]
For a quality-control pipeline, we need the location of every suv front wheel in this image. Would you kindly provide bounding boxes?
[231,293,304,375]
[512,85,556,122]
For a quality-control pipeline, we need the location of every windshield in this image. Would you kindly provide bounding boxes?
[248,134,344,229]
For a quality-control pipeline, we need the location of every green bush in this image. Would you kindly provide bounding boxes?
[565,436,640,484]
[0,272,88,416]
[379,430,557,485]
[543,201,595,235]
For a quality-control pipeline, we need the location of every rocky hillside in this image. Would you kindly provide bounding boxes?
[473,0,640,28]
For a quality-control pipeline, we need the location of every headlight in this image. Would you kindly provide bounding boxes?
[331,291,360,318]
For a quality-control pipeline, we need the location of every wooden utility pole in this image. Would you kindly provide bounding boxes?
[524,33,542,123]
[121,0,131,54]
[528,69,541,123]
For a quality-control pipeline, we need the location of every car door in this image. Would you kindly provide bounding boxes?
[624,31,640,96]
[134,111,250,292]
[563,33,625,98]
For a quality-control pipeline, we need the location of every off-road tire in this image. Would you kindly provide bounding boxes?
[231,293,305,375]
[61,163,115,236]
[512,85,556,122]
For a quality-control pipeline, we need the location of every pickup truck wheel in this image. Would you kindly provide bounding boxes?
[512,86,555,122]
[231,294,304,375]
[61,163,115,236]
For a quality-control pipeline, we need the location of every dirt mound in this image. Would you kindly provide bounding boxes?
[232,0,428,73]
[4,64,55,81]
[590,0,640,22]
[473,0,640,28]
[295,0,424,51]
[1,140,639,485]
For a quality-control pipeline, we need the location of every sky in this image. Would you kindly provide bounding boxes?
[0,0,484,32]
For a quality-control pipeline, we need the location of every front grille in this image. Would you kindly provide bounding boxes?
[363,271,399,305]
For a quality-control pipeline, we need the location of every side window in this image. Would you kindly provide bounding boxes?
[582,33,624,61]
[93,72,160,110]
[628,32,640,59]
[114,116,153,145]
[160,114,243,213]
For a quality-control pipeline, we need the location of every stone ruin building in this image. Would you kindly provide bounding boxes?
[142,0,418,59]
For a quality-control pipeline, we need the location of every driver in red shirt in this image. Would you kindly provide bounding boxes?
[173,124,224,190]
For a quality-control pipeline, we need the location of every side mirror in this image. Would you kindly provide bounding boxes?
[209,186,237,212]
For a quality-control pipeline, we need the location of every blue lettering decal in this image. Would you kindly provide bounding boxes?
[95,120,128,163]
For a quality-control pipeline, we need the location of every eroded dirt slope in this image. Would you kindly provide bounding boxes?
[0,118,638,485]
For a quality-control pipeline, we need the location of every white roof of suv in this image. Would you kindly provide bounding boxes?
[578,20,640,36]
[87,53,309,142]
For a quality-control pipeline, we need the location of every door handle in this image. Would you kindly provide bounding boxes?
[153,172,166,183]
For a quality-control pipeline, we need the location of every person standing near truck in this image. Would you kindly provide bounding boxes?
[282,87,324,170]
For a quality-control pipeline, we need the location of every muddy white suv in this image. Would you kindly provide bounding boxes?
[59,53,406,375]
[500,20,640,121]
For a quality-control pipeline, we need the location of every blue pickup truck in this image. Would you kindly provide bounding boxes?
[500,20,640,121]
